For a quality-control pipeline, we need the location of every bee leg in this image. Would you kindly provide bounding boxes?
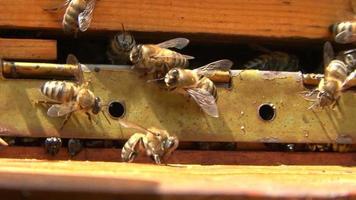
[35,100,61,105]
[60,113,73,130]
[85,112,92,123]
[152,154,162,165]
[68,138,83,156]
[44,137,62,156]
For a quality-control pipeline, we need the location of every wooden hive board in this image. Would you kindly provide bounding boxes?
[0,38,57,60]
[0,0,354,39]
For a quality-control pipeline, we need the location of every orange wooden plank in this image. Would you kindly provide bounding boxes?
[0,38,57,60]
[0,0,354,39]
[0,147,355,166]
[0,158,354,199]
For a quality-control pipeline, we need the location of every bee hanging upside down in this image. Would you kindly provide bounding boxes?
[44,0,97,35]
[37,54,110,130]
[107,24,136,65]
[130,38,194,79]
[164,59,233,117]
[302,42,356,109]
[119,120,179,165]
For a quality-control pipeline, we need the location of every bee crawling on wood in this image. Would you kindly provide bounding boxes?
[119,120,179,165]
[36,54,111,130]
[163,59,233,118]
[129,38,194,79]
[107,24,136,65]
[302,42,356,110]
[44,0,97,35]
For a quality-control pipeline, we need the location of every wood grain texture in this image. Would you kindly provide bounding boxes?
[0,158,354,198]
[0,38,57,60]
[0,147,355,166]
[0,0,354,39]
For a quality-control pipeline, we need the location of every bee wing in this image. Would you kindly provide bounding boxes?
[47,102,78,117]
[118,120,157,135]
[300,90,318,102]
[152,54,195,60]
[194,59,233,77]
[323,42,334,67]
[342,70,356,90]
[156,38,190,50]
[186,88,219,118]
[78,0,96,32]
[66,54,84,84]
[43,0,71,11]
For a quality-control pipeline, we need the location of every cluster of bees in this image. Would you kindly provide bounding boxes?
[28,0,231,164]
[2,0,353,164]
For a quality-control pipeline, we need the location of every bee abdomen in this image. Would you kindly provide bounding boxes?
[198,77,218,101]
[326,60,348,82]
[63,0,87,32]
[121,134,144,162]
[40,81,79,102]
[171,52,188,68]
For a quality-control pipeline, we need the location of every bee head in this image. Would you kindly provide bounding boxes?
[92,97,102,115]
[116,33,135,52]
[164,68,180,87]
[317,91,334,108]
[162,135,179,159]
[129,45,142,64]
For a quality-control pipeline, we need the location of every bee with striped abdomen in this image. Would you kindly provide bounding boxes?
[37,54,110,130]
[302,42,356,109]
[44,0,97,35]
[119,120,178,165]
[329,1,356,44]
[243,51,299,72]
[164,59,233,118]
[130,38,194,79]
[330,21,356,44]
[107,24,136,64]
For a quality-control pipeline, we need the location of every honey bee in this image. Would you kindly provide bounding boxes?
[44,0,97,34]
[37,54,110,130]
[329,1,356,43]
[107,24,136,64]
[130,38,194,78]
[302,42,356,109]
[243,51,299,72]
[306,144,352,152]
[331,21,356,44]
[164,59,233,117]
[119,120,179,165]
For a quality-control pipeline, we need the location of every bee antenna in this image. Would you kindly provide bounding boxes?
[121,23,126,40]
[147,77,165,83]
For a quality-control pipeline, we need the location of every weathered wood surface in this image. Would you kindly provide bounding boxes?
[0,158,354,199]
[0,147,355,166]
[0,0,354,39]
[0,38,57,60]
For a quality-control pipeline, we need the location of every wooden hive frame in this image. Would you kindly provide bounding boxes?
[0,0,356,199]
